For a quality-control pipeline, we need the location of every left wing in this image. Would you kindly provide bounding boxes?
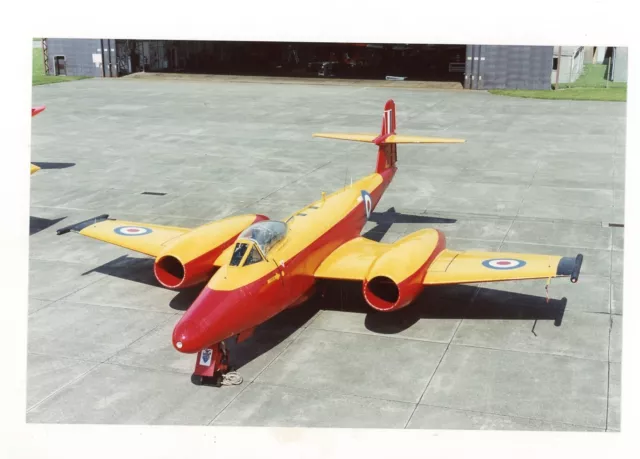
[423,250,583,285]
[314,237,388,280]
[315,239,583,284]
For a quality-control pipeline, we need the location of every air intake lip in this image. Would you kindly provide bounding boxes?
[154,255,186,288]
[364,276,400,311]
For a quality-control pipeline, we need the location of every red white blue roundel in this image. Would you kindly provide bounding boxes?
[360,190,372,219]
[482,258,527,270]
[114,226,153,236]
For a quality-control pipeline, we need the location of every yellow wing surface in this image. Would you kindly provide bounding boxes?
[30,164,41,174]
[315,239,583,284]
[312,133,465,144]
[56,214,188,257]
[423,250,582,285]
[314,237,389,280]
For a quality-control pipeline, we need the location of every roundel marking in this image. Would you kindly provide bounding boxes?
[482,258,527,270]
[360,190,372,219]
[114,226,153,236]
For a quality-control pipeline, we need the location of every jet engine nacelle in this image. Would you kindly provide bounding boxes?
[363,229,445,311]
[154,214,268,289]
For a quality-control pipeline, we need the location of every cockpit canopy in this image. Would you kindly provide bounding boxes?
[229,221,287,267]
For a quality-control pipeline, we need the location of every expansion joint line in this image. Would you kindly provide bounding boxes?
[403,287,481,428]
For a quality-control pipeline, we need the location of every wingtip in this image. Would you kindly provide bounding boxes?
[570,254,584,283]
[57,214,110,235]
[556,254,583,283]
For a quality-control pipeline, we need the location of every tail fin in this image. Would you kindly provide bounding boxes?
[379,99,396,139]
[312,99,465,173]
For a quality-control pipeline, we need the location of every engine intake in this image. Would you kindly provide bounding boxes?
[362,229,445,312]
[152,214,268,289]
[365,276,400,310]
[154,255,188,288]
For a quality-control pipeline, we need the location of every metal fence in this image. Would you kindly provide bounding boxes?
[559,47,627,89]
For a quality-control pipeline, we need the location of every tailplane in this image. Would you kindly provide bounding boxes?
[312,99,465,173]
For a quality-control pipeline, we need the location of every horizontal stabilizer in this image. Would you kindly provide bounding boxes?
[312,133,465,144]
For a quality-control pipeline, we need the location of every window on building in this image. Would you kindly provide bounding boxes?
[553,57,558,71]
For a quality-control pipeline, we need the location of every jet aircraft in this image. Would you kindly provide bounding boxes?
[58,100,583,386]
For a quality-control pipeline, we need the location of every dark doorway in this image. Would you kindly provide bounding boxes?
[117,40,467,84]
[54,56,66,76]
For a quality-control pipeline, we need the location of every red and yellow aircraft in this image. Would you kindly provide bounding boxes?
[58,100,583,385]
[31,105,46,174]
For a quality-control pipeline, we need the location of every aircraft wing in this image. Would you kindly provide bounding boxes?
[56,214,189,257]
[314,237,388,280]
[30,164,41,174]
[423,250,583,285]
[315,239,583,284]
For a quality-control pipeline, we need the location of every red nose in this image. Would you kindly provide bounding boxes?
[172,286,249,353]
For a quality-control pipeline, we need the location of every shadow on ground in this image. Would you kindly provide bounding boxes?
[363,207,457,241]
[31,162,76,170]
[30,216,66,235]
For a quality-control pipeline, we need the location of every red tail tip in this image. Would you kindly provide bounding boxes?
[381,100,396,136]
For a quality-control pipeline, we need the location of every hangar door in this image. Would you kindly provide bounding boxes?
[115,40,467,84]
[464,45,554,90]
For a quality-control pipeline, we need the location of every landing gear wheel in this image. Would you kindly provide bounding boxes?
[191,374,205,386]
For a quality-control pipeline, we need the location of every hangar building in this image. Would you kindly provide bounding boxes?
[42,39,556,90]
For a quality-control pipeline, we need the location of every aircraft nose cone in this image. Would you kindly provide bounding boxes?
[171,286,250,353]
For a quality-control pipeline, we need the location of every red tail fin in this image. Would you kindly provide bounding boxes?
[380,100,396,138]
[375,100,397,173]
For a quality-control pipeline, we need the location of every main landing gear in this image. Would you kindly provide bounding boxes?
[191,341,243,387]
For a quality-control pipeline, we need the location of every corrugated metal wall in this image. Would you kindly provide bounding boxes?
[612,47,628,82]
[46,38,118,77]
[465,45,554,90]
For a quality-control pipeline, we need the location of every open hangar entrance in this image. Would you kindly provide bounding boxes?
[114,40,468,85]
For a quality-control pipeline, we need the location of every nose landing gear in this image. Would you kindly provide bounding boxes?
[191,341,242,387]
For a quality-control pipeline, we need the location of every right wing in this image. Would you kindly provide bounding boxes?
[56,214,188,257]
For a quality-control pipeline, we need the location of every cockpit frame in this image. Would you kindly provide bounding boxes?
[229,220,288,267]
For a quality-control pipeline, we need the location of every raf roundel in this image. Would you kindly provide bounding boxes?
[360,190,373,219]
[482,258,527,270]
[114,226,153,236]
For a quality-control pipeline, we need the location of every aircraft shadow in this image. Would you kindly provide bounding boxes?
[81,255,207,312]
[224,280,567,377]
[31,162,76,170]
[82,231,567,385]
[363,207,456,242]
[81,255,158,286]
[30,216,66,235]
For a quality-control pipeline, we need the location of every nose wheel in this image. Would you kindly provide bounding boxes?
[191,342,242,387]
